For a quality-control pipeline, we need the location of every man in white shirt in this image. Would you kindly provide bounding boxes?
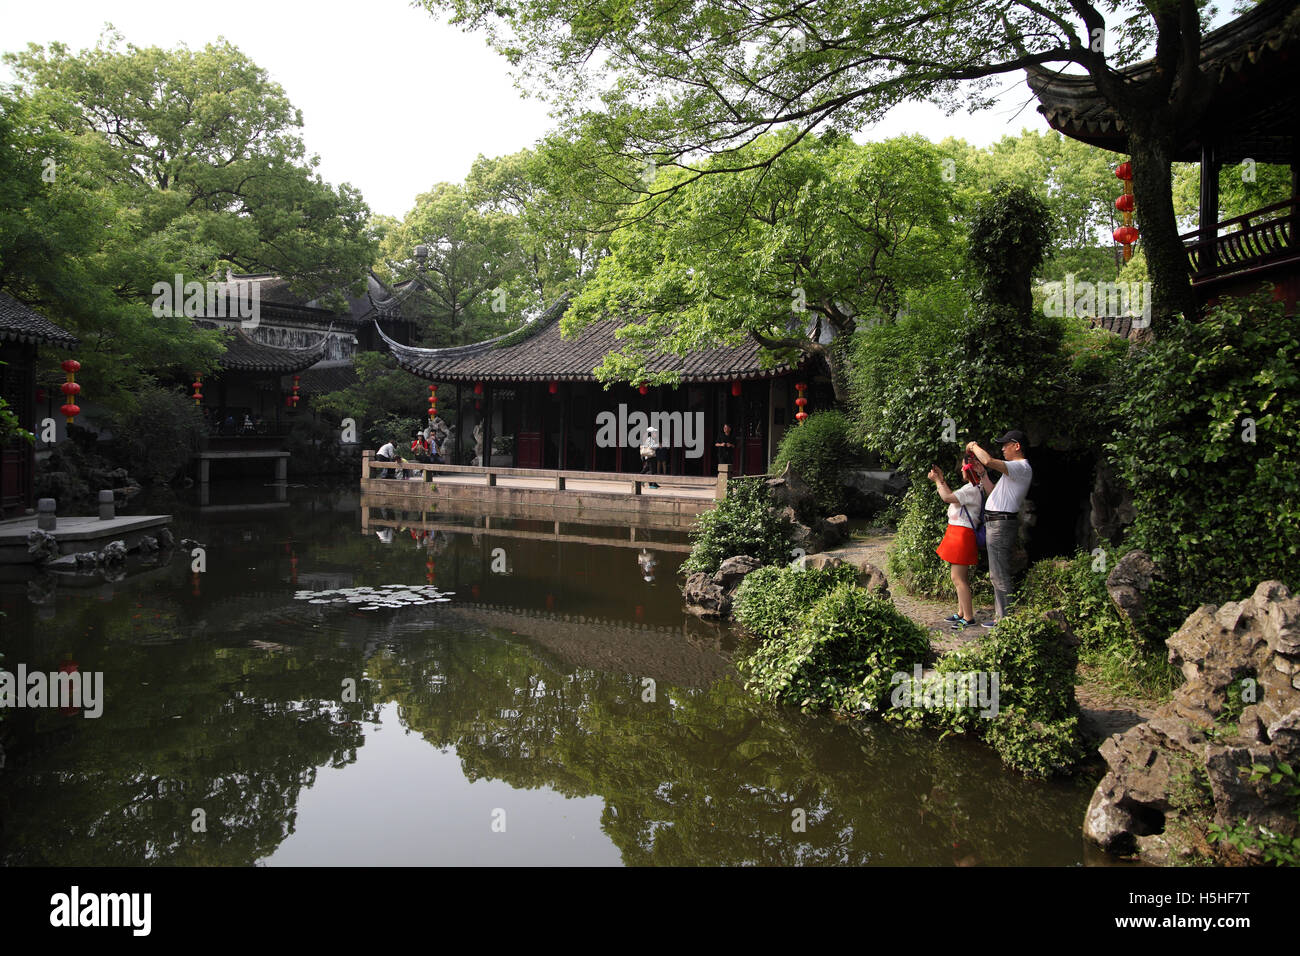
[966,429,1032,624]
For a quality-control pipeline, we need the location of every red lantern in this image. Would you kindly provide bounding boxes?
[192,374,203,405]
[638,383,648,396]
[1113,225,1139,245]
[1114,162,1133,181]
[1115,194,1135,212]
[428,384,437,417]
[289,374,301,409]
[473,381,483,396]
[548,380,558,395]
[60,359,81,425]
[730,380,742,397]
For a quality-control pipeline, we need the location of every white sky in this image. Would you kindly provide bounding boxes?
[2,0,1055,219]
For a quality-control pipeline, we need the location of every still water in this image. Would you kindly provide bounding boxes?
[0,482,1099,866]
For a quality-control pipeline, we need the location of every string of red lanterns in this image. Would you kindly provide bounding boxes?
[794,381,809,423]
[60,359,81,425]
[191,373,203,406]
[428,384,438,420]
[1113,161,1138,261]
[291,374,301,409]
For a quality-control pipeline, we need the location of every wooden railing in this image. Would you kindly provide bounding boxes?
[1181,198,1297,279]
[363,453,730,500]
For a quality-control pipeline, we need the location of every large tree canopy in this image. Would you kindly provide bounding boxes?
[566,133,963,400]
[0,32,377,406]
[422,0,1262,327]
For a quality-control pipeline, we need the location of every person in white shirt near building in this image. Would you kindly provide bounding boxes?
[927,458,985,629]
[966,429,1032,626]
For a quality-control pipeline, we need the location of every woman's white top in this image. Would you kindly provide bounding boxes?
[946,482,983,529]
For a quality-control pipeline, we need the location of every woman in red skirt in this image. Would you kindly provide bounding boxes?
[927,460,984,629]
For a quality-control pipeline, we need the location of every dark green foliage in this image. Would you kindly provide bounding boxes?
[1016,551,1178,700]
[109,387,205,484]
[732,563,861,640]
[772,409,860,515]
[920,613,1086,777]
[1110,290,1300,635]
[365,414,425,452]
[680,478,795,575]
[967,182,1054,312]
[740,582,931,714]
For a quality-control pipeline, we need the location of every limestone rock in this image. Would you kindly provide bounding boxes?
[683,554,763,618]
[26,529,59,563]
[98,540,128,568]
[800,552,890,598]
[1105,550,1163,630]
[821,514,849,547]
[766,463,817,522]
[1083,580,1300,862]
[137,535,159,555]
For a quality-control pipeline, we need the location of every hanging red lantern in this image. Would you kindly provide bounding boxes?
[289,374,301,409]
[473,381,483,396]
[548,380,558,395]
[59,359,81,425]
[638,383,648,396]
[1113,225,1139,245]
[794,382,809,423]
[1114,162,1133,181]
[428,383,438,418]
[191,374,203,405]
[1114,194,1135,212]
[730,380,742,397]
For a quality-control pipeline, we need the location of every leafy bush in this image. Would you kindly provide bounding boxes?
[740,582,931,713]
[772,409,860,514]
[888,611,1086,777]
[1109,290,1300,637]
[680,478,795,575]
[1016,551,1178,700]
[732,563,861,640]
[109,386,204,483]
[365,413,424,451]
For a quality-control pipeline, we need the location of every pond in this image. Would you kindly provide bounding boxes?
[0,481,1104,866]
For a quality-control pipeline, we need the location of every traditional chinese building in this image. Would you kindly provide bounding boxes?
[377,298,828,476]
[0,292,78,516]
[1027,0,1299,308]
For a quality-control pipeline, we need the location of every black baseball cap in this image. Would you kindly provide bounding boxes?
[994,429,1027,446]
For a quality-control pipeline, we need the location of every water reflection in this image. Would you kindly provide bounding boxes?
[0,483,1095,866]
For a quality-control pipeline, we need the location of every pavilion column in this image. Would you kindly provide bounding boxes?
[483,383,494,468]
[1198,142,1219,276]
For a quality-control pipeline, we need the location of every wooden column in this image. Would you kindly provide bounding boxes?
[1198,142,1219,276]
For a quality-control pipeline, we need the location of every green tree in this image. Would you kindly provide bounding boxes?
[1,31,376,407]
[423,0,1262,329]
[566,133,962,400]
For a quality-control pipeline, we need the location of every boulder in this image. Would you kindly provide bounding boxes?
[1083,580,1300,861]
[766,463,818,522]
[683,554,763,619]
[26,529,59,564]
[800,552,890,598]
[137,535,159,555]
[98,540,128,568]
[821,514,849,547]
[1105,550,1163,630]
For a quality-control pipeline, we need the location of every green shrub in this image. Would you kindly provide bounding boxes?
[681,478,795,575]
[365,413,424,451]
[732,563,860,640]
[1016,551,1178,700]
[888,611,1086,777]
[1110,290,1300,639]
[740,582,930,714]
[109,386,204,483]
[772,409,860,514]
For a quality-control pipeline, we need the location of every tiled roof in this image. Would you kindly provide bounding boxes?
[211,326,332,373]
[0,292,78,348]
[1025,0,1300,162]
[378,297,805,384]
[296,363,359,397]
[1088,315,1146,340]
[213,272,412,327]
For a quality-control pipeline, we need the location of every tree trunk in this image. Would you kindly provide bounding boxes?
[1126,123,1200,332]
